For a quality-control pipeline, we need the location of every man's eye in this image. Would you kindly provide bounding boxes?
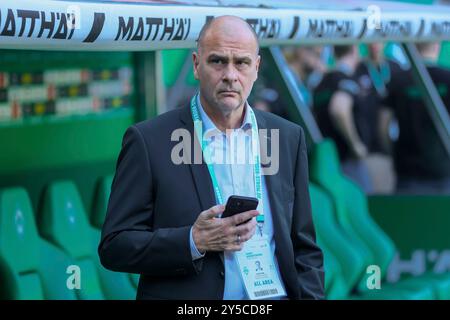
[211,59,224,64]
[236,60,249,66]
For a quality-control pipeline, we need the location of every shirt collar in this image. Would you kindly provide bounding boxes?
[197,94,253,134]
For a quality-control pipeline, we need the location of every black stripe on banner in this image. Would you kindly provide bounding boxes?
[83,12,106,43]
[288,16,300,39]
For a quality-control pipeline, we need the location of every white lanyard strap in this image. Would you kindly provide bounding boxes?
[190,93,265,225]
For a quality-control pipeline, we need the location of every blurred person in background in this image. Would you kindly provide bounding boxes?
[355,43,403,154]
[284,46,327,108]
[353,43,404,193]
[313,45,373,193]
[383,42,450,194]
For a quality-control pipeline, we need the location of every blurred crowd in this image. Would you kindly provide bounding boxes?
[252,42,450,195]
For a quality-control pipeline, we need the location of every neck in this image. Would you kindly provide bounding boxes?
[370,57,382,66]
[200,95,245,132]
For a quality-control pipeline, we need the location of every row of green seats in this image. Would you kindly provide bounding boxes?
[3,142,448,300]
[0,177,138,299]
[309,139,450,299]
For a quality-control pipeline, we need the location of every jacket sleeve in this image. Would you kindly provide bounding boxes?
[98,125,203,276]
[291,126,325,299]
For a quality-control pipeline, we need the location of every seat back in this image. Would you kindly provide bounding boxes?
[0,188,44,299]
[309,184,365,297]
[90,227,136,299]
[37,239,77,300]
[91,175,137,299]
[310,140,396,292]
[91,175,113,230]
[315,234,346,299]
[39,181,104,299]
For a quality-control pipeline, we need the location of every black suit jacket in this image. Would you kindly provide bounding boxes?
[98,105,324,300]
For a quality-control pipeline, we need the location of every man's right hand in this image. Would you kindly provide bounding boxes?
[192,204,259,253]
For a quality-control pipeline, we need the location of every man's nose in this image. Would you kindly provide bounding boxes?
[222,63,238,83]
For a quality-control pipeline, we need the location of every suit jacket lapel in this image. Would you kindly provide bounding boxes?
[179,105,224,264]
[179,105,217,212]
[253,110,284,247]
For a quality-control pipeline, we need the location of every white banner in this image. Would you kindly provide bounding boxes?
[0,0,449,51]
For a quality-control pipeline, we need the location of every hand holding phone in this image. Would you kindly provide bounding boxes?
[192,199,259,252]
[221,195,259,225]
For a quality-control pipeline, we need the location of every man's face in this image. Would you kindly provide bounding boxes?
[193,25,260,114]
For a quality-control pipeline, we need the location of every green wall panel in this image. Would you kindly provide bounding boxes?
[0,50,136,213]
[369,195,450,255]
[161,49,189,87]
[439,42,450,69]
[0,50,132,72]
[0,109,133,173]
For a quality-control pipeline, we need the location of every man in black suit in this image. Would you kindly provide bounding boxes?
[99,15,324,300]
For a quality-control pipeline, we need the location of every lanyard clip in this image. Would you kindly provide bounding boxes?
[257,221,264,237]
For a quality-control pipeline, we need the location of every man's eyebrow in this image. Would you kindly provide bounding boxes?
[234,56,252,63]
[207,53,228,61]
[206,54,254,65]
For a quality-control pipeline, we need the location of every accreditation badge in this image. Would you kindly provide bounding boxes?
[235,235,287,300]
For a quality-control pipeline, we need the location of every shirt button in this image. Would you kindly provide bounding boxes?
[220,271,225,278]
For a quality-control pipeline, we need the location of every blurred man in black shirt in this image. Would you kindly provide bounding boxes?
[384,42,450,194]
[354,43,403,154]
[313,45,373,192]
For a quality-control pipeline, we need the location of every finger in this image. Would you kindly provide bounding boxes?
[234,223,256,242]
[240,225,256,242]
[229,210,259,226]
[233,218,256,235]
[227,243,244,252]
[202,204,225,219]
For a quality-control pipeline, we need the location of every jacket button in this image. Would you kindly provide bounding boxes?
[220,271,225,278]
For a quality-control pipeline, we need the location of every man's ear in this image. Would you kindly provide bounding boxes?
[254,55,261,80]
[192,52,200,80]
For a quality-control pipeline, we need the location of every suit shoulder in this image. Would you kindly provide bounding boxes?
[132,107,187,135]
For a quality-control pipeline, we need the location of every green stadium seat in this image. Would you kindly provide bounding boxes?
[39,181,105,299]
[90,227,136,299]
[96,177,139,290]
[351,286,435,300]
[339,176,450,299]
[309,139,448,299]
[316,235,347,299]
[0,187,80,299]
[91,175,114,230]
[129,273,139,288]
[308,143,378,292]
[37,239,77,300]
[0,188,43,299]
[91,175,138,298]
[309,184,364,299]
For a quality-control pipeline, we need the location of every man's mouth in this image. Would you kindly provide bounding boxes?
[219,90,239,95]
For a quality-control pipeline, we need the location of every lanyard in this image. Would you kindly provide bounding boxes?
[190,93,265,227]
[367,60,391,97]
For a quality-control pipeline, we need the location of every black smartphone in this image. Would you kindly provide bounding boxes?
[221,195,259,223]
